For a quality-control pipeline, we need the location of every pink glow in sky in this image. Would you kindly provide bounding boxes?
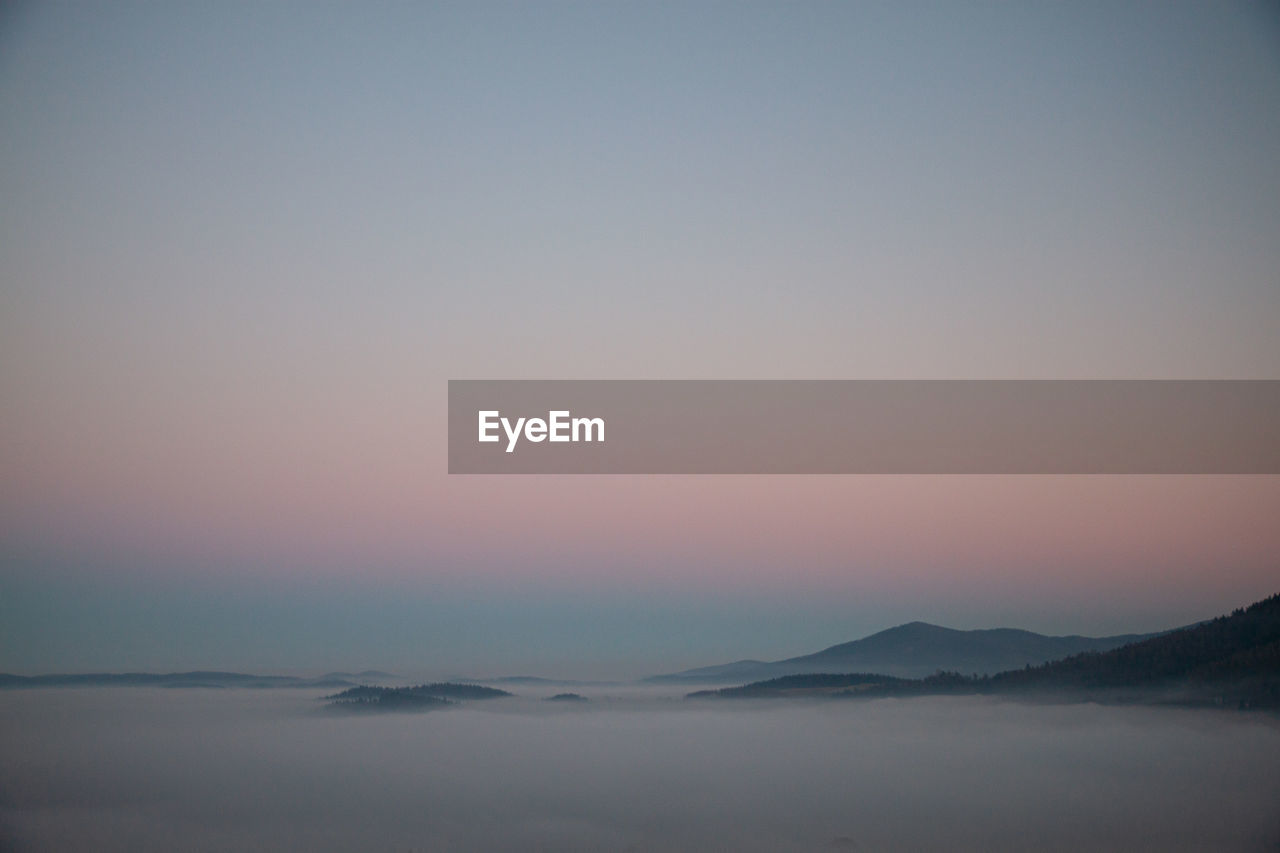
[2,1,1278,674]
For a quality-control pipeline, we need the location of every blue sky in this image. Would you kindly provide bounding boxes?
[2,1,1278,677]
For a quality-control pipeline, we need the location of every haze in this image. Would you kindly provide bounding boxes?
[1,688,1278,852]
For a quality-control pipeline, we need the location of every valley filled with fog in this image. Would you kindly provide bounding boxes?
[2,686,1278,851]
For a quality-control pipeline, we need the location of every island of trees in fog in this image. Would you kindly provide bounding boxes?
[325,683,512,712]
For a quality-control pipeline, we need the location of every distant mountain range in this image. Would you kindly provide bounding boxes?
[322,670,398,681]
[689,592,1280,710]
[453,675,621,687]
[0,671,387,689]
[648,622,1161,683]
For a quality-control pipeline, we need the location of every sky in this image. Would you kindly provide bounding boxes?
[2,1,1279,678]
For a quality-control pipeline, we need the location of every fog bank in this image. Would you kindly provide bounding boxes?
[2,688,1278,851]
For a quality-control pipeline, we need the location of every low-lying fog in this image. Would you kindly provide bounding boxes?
[2,686,1278,851]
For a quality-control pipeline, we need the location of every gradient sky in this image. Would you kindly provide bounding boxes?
[2,1,1279,678]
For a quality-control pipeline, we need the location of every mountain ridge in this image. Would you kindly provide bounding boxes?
[0,671,358,689]
[688,592,1280,710]
[648,622,1161,683]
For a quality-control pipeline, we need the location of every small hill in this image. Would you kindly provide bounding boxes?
[326,682,513,712]
[688,673,905,699]
[545,692,589,702]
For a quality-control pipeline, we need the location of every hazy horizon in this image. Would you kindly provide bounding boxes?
[0,585,1259,682]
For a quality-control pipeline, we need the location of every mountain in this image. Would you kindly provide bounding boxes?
[321,670,398,681]
[689,592,1280,710]
[648,623,1158,683]
[987,591,1280,707]
[453,675,621,686]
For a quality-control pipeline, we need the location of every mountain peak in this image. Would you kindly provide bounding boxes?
[647,621,1160,683]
